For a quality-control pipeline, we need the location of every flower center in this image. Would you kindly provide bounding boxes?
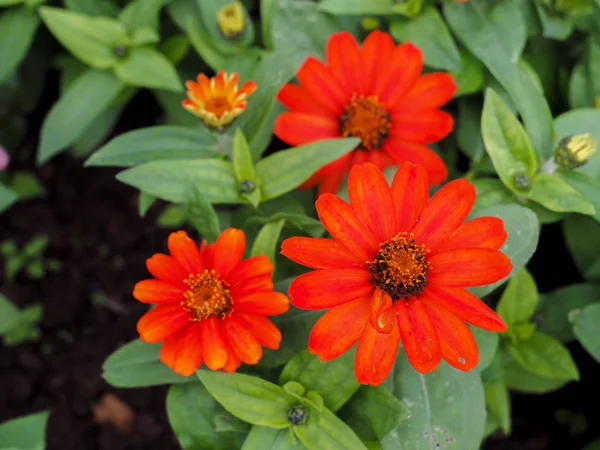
[205,97,231,119]
[339,95,391,150]
[368,232,430,300]
[182,270,233,320]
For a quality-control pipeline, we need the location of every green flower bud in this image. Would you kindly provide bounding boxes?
[513,174,531,192]
[287,405,308,426]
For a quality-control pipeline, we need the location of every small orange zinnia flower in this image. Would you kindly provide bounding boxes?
[274,31,457,195]
[182,71,257,129]
[281,163,511,386]
[134,229,289,376]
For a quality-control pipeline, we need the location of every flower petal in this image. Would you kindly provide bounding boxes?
[369,289,394,333]
[226,255,273,287]
[277,83,332,116]
[236,313,282,350]
[146,254,188,288]
[395,73,457,111]
[222,316,263,365]
[200,316,229,370]
[381,43,424,107]
[396,298,441,374]
[234,291,290,316]
[327,31,360,93]
[355,309,400,386]
[133,280,186,304]
[213,228,246,279]
[422,299,479,371]
[274,112,340,146]
[390,110,454,144]
[230,275,274,297]
[391,163,430,232]
[309,296,370,360]
[296,57,348,114]
[221,344,242,373]
[137,304,191,343]
[289,269,373,309]
[316,166,348,197]
[434,217,508,254]
[159,322,203,376]
[383,138,447,185]
[168,231,204,274]
[411,179,475,250]
[359,30,395,95]
[348,163,397,242]
[281,237,366,269]
[316,194,380,261]
[428,248,512,286]
[423,284,507,332]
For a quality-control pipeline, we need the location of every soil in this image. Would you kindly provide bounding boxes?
[1,89,599,450]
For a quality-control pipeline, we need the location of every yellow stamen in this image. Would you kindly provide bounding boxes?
[339,95,391,150]
[182,270,233,320]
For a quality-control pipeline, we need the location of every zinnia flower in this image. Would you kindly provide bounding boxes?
[134,229,289,376]
[281,163,511,386]
[182,71,256,129]
[274,31,456,195]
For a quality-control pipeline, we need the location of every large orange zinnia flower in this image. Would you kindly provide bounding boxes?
[274,31,456,195]
[281,163,511,386]
[134,229,289,376]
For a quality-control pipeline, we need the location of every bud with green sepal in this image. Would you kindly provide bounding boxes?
[217,1,246,40]
[554,133,597,170]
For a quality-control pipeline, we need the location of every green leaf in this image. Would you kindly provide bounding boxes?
[485,0,527,61]
[452,49,485,97]
[527,173,595,215]
[553,108,600,178]
[118,0,168,32]
[167,382,247,450]
[280,350,359,413]
[260,0,276,50]
[138,192,156,217]
[390,7,461,72]
[468,204,540,298]
[102,339,190,387]
[484,381,511,435]
[157,204,186,228]
[256,138,359,201]
[186,186,221,243]
[294,406,368,450]
[8,172,45,201]
[39,7,128,69]
[116,159,242,204]
[38,69,124,164]
[115,47,182,92]
[85,125,220,167]
[160,34,190,65]
[507,332,579,381]
[248,212,325,238]
[0,294,21,335]
[242,426,300,450]
[481,88,537,194]
[232,128,256,184]
[0,0,24,5]
[535,2,573,40]
[337,385,410,442]
[563,214,600,283]
[0,411,49,450]
[537,283,600,342]
[382,355,486,450]
[471,326,499,372]
[444,0,554,158]
[64,0,120,17]
[0,183,18,214]
[558,170,600,222]
[571,303,600,362]
[131,26,160,47]
[496,269,538,328]
[0,7,40,83]
[319,0,420,16]
[197,370,295,429]
[22,236,48,258]
[251,218,286,266]
[501,347,568,394]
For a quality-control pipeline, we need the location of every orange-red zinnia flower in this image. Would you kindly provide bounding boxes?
[274,31,457,195]
[134,229,289,376]
[281,163,511,386]
[182,71,257,129]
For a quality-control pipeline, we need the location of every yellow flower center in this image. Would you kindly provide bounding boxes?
[339,95,391,150]
[205,97,232,119]
[368,232,430,300]
[182,270,233,320]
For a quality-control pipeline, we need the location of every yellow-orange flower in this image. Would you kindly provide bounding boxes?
[182,71,257,129]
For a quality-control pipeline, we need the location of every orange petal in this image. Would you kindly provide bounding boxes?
[296,57,348,115]
[308,296,371,360]
[358,30,396,95]
[395,73,457,111]
[316,194,380,261]
[411,179,475,250]
[423,300,479,371]
[159,322,203,376]
[326,31,360,93]
[202,242,216,269]
[289,269,373,309]
[274,112,340,147]
[133,280,186,304]
[168,231,204,274]
[355,309,400,386]
[213,228,246,279]
[236,313,282,350]
[234,291,290,316]
[381,43,424,107]
[226,255,273,287]
[200,317,228,370]
[391,163,430,231]
[428,248,512,286]
[146,254,188,288]
[348,163,397,242]
[390,110,454,144]
[383,138,447,185]
[370,290,394,334]
[315,166,349,197]
[396,298,441,373]
[281,237,366,270]
[221,344,242,372]
[222,316,263,365]
[277,83,331,116]
[434,217,508,254]
[137,304,191,343]
[423,284,507,332]
[230,275,274,297]
[238,80,257,97]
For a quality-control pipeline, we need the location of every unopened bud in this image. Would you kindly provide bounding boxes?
[513,174,531,192]
[554,133,597,169]
[217,2,246,39]
[238,180,256,194]
[287,405,308,426]
[0,145,9,171]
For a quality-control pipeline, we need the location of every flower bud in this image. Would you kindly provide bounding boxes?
[287,405,308,426]
[0,145,9,171]
[554,133,597,170]
[217,2,246,39]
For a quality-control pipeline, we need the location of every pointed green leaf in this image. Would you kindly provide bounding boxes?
[496,269,538,328]
[0,294,21,335]
[0,7,40,83]
[527,173,595,215]
[471,326,499,372]
[232,128,256,183]
[242,426,301,450]
[563,214,600,283]
[558,170,600,222]
[0,411,49,450]
[571,303,600,362]
[186,186,221,243]
[251,218,286,266]
[484,381,511,435]
[502,347,567,393]
[0,183,18,214]
[118,0,168,32]
[115,47,182,92]
[138,192,156,217]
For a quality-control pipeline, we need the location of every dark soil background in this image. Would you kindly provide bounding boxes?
[1,86,599,450]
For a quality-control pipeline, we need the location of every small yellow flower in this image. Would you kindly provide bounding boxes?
[217,1,246,39]
[182,72,257,130]
[554,133,597,169]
